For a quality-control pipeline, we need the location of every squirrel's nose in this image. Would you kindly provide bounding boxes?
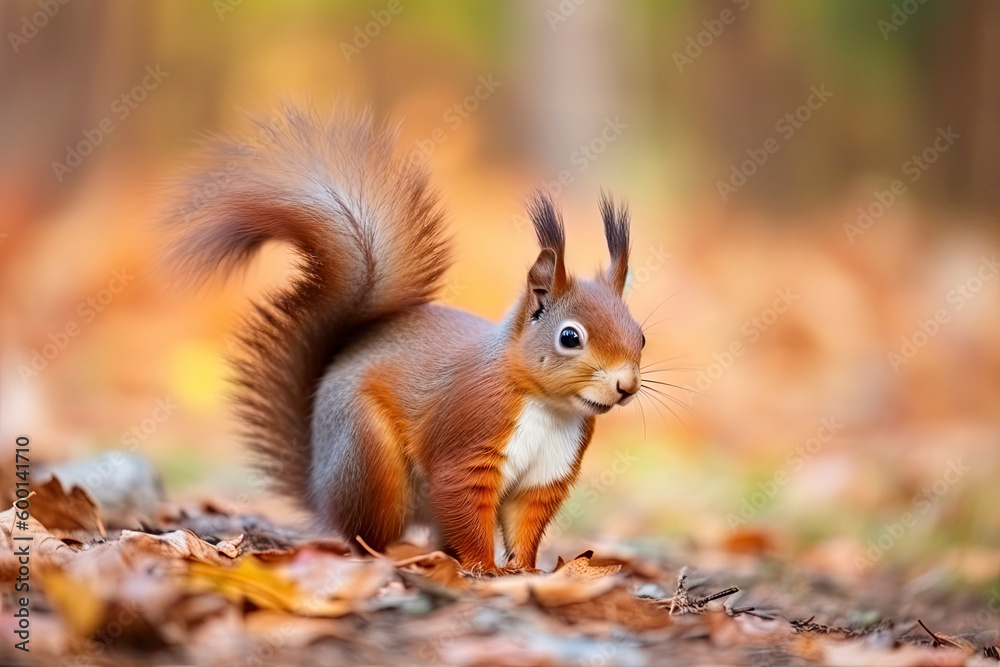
[616,379,639,398]
[610,367,640,403]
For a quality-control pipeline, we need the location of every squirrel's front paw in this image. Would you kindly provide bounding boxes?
[460,561,504,579]
[500,562,544,576]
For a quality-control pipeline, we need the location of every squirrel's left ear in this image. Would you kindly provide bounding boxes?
[599,193,630,295]
[527,248,560,315]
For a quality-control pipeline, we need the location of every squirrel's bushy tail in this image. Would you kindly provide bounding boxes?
[166,105,450,499]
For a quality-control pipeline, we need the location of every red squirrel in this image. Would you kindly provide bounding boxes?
[167,106,645,573]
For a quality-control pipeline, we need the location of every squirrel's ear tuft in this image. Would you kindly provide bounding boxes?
[526,190,567,296]
[599,192,630,295]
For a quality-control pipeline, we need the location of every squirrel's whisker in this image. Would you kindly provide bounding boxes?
[639,290,681,330]
[641,384,695,415]
[642,379,703,396]
[636,391,671,428]
[639,387,688,428]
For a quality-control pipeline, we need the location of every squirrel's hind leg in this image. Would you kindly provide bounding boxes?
[311,381,410,553]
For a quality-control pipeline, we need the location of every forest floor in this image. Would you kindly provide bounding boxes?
[1,467,998,667]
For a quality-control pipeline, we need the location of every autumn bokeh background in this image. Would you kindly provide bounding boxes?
[2,1,999,582]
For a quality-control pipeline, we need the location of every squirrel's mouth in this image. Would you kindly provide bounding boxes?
[573,395,615,415]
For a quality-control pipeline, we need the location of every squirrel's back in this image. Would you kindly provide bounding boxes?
[166,106,451,499]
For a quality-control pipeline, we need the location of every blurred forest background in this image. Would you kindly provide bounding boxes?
[1,0,998,587]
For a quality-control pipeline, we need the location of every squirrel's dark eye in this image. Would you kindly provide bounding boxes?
[641,334,646,348]
[559,327,581,349]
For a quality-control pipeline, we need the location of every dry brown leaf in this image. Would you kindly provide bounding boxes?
[0,505,73,582]
[335,558,397,601]
[0,506,73,556]
[439,636,560,667]
[188,557,351,617]
[30,558,180,655]
[557,554,622,579]
[703,609,789,647]
[31,535,204,648]
[37,454,163,529]
[394,550,468,591]
[252,540,350,566]
[0,608,70,658]
[243,609,352,646]
[29,476,106,538]
[281,547,396,605]
[821,640,967,667]
[415,556,468,592]
[917,619,978,654]
[792,633,826,663]
[116,529,240,566]
[474,572,570,607]
[477,553,622,607]
[36,568,106,638]
[161,592,232,635]
[188,555,393,617]
[183,605,254,663]
[548,587,675,630]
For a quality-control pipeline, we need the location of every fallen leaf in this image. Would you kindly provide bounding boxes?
[335,558,397,601]
[917,618,977,654]
[478,553,622,607]
[821,639,967,667]
[243,609,352,645]
[394,550,468,591]
[557,554,622,579]
[0,504,73,581]
[29,476,106,538]
[117,529,240,566]
[282,548,396,604]
[188,557,345,616]
[187,556,393,617]
[549,587,675,630]
[37,453,163,529]
[36,568,106,638]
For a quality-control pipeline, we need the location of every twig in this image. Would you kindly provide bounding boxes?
[918,619,944,646]
[355,535,385,559]
[792,616,837,634]
[915,618,976,653]
[657,568,740,615]
[728,606,761,617]
[697,587,739,605]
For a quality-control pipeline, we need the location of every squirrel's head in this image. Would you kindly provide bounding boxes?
[513,192,644,417]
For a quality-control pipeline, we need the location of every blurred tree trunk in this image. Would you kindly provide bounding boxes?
[963,0,1000,216]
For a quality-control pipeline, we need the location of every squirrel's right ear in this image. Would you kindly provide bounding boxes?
[528,248,558,290]
[527,248,560,316]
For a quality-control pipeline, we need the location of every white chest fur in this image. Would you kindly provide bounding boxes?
[501,399,585,494]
